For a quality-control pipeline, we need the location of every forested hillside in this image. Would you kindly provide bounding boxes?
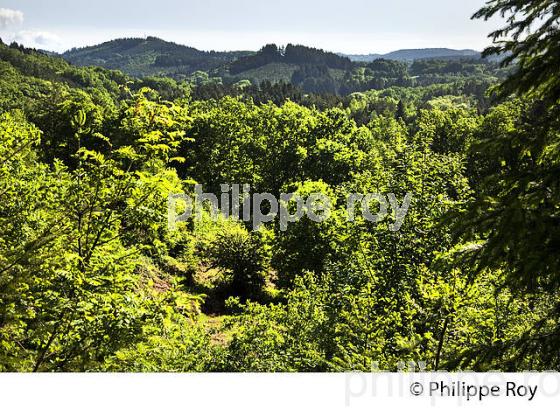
[63,37,253,78]
[1,0,559,373]
[59,38,508,96]
[227,45,507,95]
[345,48,481,62]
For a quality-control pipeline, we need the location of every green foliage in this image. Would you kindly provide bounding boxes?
[272,181,342,288]
[455,99,560,291]
[206,223,270,300]
[1,17,559,372]
[474,0,560,106]
[415,101,480,153]
[444,0,560,368]
[0,89,207,371]
[221,274,331,371]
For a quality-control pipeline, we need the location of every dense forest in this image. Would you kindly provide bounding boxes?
[0,0,559,372]
[63,37,254,79]
[61,37,509,96]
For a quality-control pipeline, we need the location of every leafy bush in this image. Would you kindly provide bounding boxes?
[207,223,270,300]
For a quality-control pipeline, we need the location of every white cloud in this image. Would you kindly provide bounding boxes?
[13,31,62,50]
[0,8,24,29]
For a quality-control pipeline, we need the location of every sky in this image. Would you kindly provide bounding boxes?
[0,0,505,54]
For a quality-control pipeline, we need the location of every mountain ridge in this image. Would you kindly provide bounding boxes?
[62,37,254,78]
[55,37,502,96]
[61,37,486,74]
[343,48,482,62]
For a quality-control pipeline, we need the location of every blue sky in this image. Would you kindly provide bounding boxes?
[0,0,504,53]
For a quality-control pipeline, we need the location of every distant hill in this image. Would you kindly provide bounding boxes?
[345,48,481,62]
[55,38,504,96]
[61,38,489,81]
[220,44,362,94]
[62,37,253,78]
[228,44,353,74]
